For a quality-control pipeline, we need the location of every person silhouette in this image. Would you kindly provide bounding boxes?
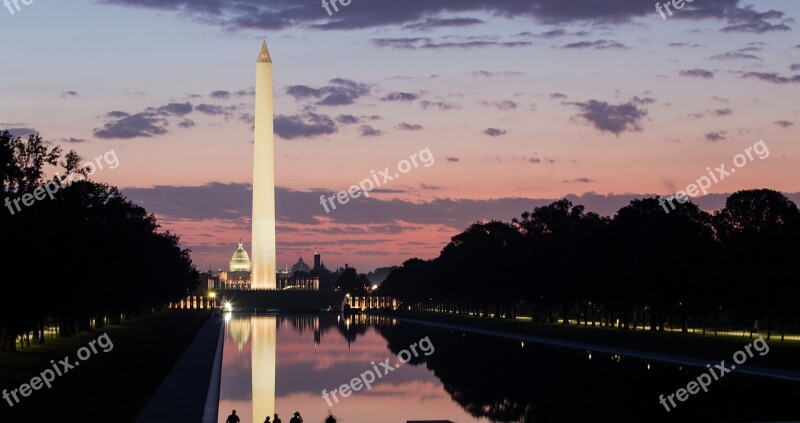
[325,413,337,423]
[264,416,272,423]
[289,411,303,423]
[274,414,282,423]
[225,410,241,423]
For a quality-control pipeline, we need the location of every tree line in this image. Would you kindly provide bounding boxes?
[0,131,199,352]
[378,189,800,340]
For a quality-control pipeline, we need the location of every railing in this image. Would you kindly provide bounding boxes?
[345,296,399,310]
[168,296,217,310]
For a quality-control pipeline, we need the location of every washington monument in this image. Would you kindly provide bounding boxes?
[251,41,276,289]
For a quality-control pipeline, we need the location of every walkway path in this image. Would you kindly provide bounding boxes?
[136,313,225,422]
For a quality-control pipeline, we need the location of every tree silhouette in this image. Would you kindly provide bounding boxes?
[713,189,800,340]
[335,266,369,295]
[0,131,198,352]
[381,192,800,338]
[514,200,606,324]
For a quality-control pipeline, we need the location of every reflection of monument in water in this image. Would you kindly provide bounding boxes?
[251,315,277,421]
[227,314,398,421]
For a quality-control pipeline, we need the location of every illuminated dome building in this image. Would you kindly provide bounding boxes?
[230,242,252,272]
[224,242,252,289]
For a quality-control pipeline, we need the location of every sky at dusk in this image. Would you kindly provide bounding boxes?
[2,0,799,272]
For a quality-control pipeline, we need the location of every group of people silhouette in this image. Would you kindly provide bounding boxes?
[225,410,337,423]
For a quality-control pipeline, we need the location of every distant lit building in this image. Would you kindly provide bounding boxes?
[215,243,318,290]
[230,242,251,272]
[291,257,311,273]
[278,274,319,290]
[279,256,319,290]
[198,271,218,290]
[225,242,251,288]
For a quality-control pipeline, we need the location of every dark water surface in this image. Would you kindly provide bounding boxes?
[217,313,800,423]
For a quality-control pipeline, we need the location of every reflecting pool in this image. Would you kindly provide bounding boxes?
[218,313,800,423]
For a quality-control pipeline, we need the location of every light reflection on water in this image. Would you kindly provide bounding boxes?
[218,313,482,423]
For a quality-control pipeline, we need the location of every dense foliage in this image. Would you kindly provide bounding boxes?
[379,193,800,340]
[0,131,199,351]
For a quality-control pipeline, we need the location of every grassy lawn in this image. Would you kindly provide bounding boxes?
[381,310,800,373]
[0,310,210,421]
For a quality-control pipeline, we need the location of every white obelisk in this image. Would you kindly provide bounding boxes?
[251,41,276,289]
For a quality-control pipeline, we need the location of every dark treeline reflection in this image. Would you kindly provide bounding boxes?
[278,314,369,345]
[373,321,800,423]
[0,132,198,351]
[378,190,800,339]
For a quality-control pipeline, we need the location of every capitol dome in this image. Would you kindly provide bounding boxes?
[229,242,251,272]
[291,257,311,273]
